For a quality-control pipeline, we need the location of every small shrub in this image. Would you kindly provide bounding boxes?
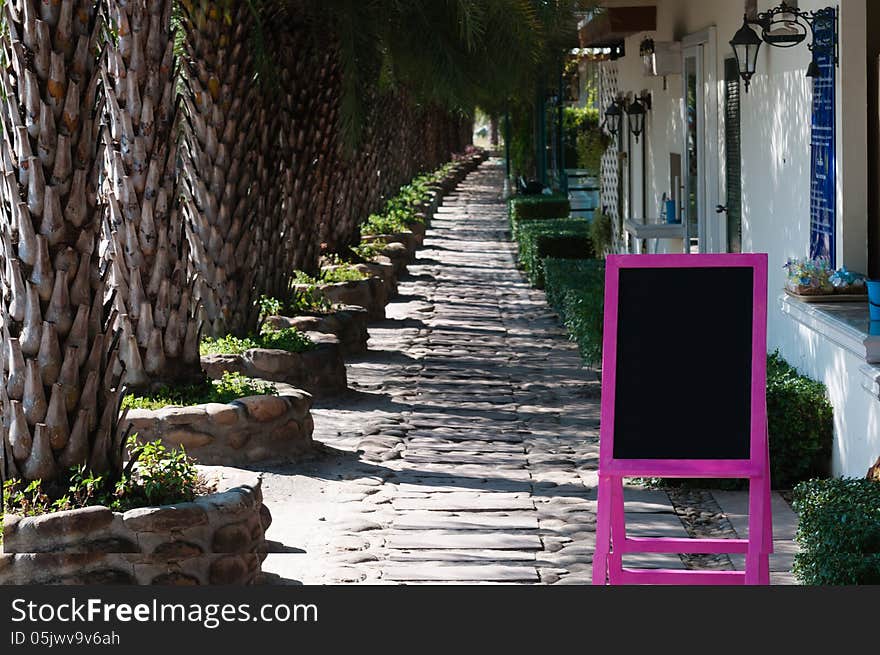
[258,295,283,320]
[256,325,314,352]
[292,262,368,285]
[515,218,594,288]
[121,371,278,410]
[543,258,605,366]
[319,264,368,284]
[362,212,410,236]
[1,437,202,532]
[200,334,260,356]
[766,352,833,488]
[793,478,880,585]
[509,194,571,226]
[210,371,278,402]
[200,327,314,356]
[589,210,614,258]
[351,240,389,261]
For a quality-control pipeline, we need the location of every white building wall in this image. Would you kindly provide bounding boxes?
[611,0,876,476]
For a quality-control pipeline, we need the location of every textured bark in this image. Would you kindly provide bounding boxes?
[100,0,203,391]
[178,0,264,338]
[1,0,123,482]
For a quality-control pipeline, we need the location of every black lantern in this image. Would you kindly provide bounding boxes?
[730,15,763,92]
[626,94,650,142]
[604,100,623,136]
[730,4,838,92]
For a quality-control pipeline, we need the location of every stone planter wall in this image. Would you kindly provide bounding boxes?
[202,333,348,397]
[264,305,369,355]
[0,468,270,585]
[295,277,388,321]
[362,232,417,264]
[353,260,397,300]
[122,390,315,466]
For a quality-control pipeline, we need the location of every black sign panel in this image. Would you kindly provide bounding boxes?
[612,267,753,460]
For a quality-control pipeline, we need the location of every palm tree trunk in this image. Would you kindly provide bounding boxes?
[1,0,124,482]
[100,0,203,390]
[178,0,265,338]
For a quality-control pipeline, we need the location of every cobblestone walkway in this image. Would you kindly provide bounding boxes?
[260,158,797,585]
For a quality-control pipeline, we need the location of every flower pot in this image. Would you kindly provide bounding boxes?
[867,280,880,320]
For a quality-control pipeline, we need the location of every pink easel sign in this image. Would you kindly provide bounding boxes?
[592,253,772,585]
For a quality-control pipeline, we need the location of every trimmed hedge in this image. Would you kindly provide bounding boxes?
[515,219,593,288]
[509,193,571,223]
[544,258,605,367]
[767,352,834,488]
[793,478,880,585]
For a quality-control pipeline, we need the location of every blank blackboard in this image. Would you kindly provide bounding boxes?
[612,266,753,460]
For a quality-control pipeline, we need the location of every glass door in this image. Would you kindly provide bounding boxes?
[683,44,704,253]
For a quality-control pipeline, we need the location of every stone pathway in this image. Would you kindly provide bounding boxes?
[259,158,798,585]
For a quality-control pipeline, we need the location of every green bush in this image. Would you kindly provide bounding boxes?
[293,260,368,285]
[767,351,833,488]
[793,478,880,585]
[515,218,593,288]
[360,161,451,237]
[509,193,571,224]
[121,371,278,410]
[2,436,201,532]
[563,106,611,174]
[200,326,314,356]
[543,258,605,366]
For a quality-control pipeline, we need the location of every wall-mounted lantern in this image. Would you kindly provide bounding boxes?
[626,93,651,143]
[729,3,837,93]
[604,98,625,137]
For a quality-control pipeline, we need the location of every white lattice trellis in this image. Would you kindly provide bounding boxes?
[598,61,619,226]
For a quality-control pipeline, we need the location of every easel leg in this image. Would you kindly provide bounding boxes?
[608,477,626,584]
[592,475,612,585]
[744,473,769,585]
[760,439,773,585]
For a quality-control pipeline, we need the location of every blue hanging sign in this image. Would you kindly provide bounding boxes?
[809,9,837,266]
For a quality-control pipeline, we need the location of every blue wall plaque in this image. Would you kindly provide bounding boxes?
[809,9,837,266]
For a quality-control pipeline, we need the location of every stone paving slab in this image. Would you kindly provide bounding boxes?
[384,532,543,550]
[711,490,799,541]
[387,549,537,563]
[392,495,535,512]
[381,564,540,582]
[391,511,540,531]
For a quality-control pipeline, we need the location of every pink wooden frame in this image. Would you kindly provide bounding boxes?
[592,253,772,586]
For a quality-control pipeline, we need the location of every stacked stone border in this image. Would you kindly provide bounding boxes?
[265,306,370,356]
[202,333,348,399]
[123,390,315,466]
[1,468,270,585]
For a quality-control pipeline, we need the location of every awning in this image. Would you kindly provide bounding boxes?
[578,6,657,49]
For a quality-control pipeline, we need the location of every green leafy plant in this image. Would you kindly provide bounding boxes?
[258,295,283,320]
[793,478,880,585]
[563,106,610,174]
[200,334,260,356]
[318,264,369,284]
[1,436,202,541]
[116,437,200,509]
[121,371,278,410]
[544,258,605,367]
[589,210,614,259]
[200,327,315,356]
[766,352,833,488]
[292,262,368,285]
[257,325,315,352]
[362,212,410,236]
[515,218,594,288]
[351,240,389,261]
